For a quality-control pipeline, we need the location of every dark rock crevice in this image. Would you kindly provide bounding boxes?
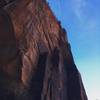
[29,52,48,100]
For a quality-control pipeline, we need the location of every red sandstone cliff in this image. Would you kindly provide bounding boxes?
[0,0,88,100]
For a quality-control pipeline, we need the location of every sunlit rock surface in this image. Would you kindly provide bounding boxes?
[0,0,88,100]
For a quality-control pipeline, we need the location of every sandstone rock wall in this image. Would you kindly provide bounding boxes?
[0,0,88,100]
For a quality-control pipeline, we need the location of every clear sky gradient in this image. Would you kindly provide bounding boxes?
[47,0,100,100]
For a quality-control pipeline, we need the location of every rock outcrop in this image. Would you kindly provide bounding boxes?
[0,0,88,100]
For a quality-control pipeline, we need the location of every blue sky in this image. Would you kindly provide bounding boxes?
[47,0,100,100]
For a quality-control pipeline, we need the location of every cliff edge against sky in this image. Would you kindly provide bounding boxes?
[0,0,88,100]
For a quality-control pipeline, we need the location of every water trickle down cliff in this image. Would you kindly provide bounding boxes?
[0,0,88,100]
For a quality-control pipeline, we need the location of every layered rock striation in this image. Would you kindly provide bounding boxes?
[0,0,88,100]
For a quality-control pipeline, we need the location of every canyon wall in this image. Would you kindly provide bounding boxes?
[0,0,88,100]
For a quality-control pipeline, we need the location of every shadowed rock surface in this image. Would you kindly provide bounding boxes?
[0,0,88,100]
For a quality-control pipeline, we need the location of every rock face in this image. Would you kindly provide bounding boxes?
[0,0,88,100]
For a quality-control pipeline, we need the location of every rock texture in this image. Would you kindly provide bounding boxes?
[0,0,88,100]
